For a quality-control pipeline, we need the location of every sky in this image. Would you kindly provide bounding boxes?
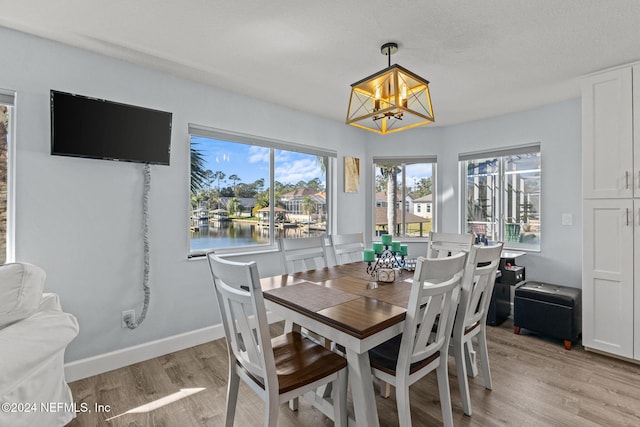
[191,136,325,187]
[192,136,434,191]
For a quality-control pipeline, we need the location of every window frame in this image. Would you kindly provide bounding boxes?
[188,124,336,257]
[371,156,437,241]
[459,143,541,252]
[0,89,15,263]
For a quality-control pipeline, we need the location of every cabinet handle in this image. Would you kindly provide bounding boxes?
[626,171,630,189]
[627,208,631,226]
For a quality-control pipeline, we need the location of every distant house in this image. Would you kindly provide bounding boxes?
[280,188,326,222]
[412,194,433,219]
[375,191,413,213]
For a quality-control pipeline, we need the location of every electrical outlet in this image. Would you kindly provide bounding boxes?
[122,309,135,328]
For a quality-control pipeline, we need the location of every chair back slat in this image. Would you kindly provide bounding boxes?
[398,252,466,374]
[457,244,503,333]
[207,254,276,388]
[330,233,365,264]
[280,236,327,273]
[427,231,474,258]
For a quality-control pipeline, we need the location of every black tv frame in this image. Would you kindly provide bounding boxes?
[50,90,172,166]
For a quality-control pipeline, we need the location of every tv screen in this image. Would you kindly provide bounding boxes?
[50,90,172,165]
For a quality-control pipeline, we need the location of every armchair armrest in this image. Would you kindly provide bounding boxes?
[0,309,79,398]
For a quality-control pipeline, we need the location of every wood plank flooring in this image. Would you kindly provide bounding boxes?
[67,319,640,426]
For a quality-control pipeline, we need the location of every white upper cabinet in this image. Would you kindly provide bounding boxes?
[582,67,634,199]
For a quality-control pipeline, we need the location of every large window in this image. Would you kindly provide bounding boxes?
[373,157,436,238]
[0,90,14,264]
[460,144,541,251]
[188,125,334,255]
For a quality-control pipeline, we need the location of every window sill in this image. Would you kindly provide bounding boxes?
[188,245,280,260]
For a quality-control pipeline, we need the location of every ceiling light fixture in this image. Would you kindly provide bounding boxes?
[346,42,434,135]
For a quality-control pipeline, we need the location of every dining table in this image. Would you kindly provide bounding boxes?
[260,261,414,427]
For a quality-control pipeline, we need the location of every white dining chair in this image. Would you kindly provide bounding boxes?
[207,254,348,427]
[330,232,365,265]
[279,236,328,274]
[368,252,467,427]
[427,231,474,258]
[451,243,503,416]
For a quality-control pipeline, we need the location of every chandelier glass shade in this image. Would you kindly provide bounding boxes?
[346,44,434,135]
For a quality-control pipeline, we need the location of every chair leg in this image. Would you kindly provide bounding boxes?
[454,340,472,416]
[379,380,392,398]
[564,339,572,350]
[436,359,454,427]
[332,370,348,427]
[383,382,392,398]
[265,394,279,427]
[284,320,300,411]
[225,370,240,427]
[395,378,412,427]
[477,329,493,390]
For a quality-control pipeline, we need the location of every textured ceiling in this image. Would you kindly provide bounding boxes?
[1,0,640,127]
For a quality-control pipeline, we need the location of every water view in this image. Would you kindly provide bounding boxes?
[190,221,324,251]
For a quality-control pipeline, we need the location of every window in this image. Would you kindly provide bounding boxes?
[373,157,436,238]
[188,125,335,255]
[460,144,541,251]
[0,90,14,264]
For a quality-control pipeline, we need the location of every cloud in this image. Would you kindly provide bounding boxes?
[275,157,323,184]
[248,146,270,163]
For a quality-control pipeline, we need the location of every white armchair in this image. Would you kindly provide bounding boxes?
[0,262,79,427]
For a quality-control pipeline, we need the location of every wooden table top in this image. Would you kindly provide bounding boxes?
[261,263,413,340]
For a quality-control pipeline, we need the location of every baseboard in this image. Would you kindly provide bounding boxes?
[64,312,283,382]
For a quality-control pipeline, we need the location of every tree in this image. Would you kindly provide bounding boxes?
[306,177,323,192]
[253,178,265,192]
[301,196,316,236]
[228,174,241,195]
[213,171,226,192]
[235,183,257,198]
[227,197,243,217]
[411,177,432,198]
[379,164,401,236]
[190,143,207,195]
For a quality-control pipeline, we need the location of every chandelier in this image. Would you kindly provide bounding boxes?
[346,42,434,135]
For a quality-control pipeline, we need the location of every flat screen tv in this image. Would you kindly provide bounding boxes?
[50,90,172,165]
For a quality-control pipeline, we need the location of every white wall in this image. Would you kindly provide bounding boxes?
[367,99,583,287]
[1,26,367,364]
[1,25,582,374]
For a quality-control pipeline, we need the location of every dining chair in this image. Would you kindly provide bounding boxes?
[329,232,365,265]
[279,236,328,274]
[207,254,348,427]
[427,231,474,258]
[451,243,503,416]
[368,252,467,427]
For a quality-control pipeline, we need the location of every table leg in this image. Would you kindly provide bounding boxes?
[346,349,380,427]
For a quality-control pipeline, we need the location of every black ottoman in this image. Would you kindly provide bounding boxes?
[514,281,581,350]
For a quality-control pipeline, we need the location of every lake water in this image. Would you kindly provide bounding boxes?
[190,221,323,251]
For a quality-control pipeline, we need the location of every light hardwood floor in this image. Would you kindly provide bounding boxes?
[68,319,640,426]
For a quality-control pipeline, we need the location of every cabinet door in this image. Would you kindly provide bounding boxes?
[635,199,640,360]
[582,199,634,358]
[582,68,633,199]
[634,66,640,199]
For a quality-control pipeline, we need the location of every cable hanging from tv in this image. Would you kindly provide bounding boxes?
[124,163,151,329]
